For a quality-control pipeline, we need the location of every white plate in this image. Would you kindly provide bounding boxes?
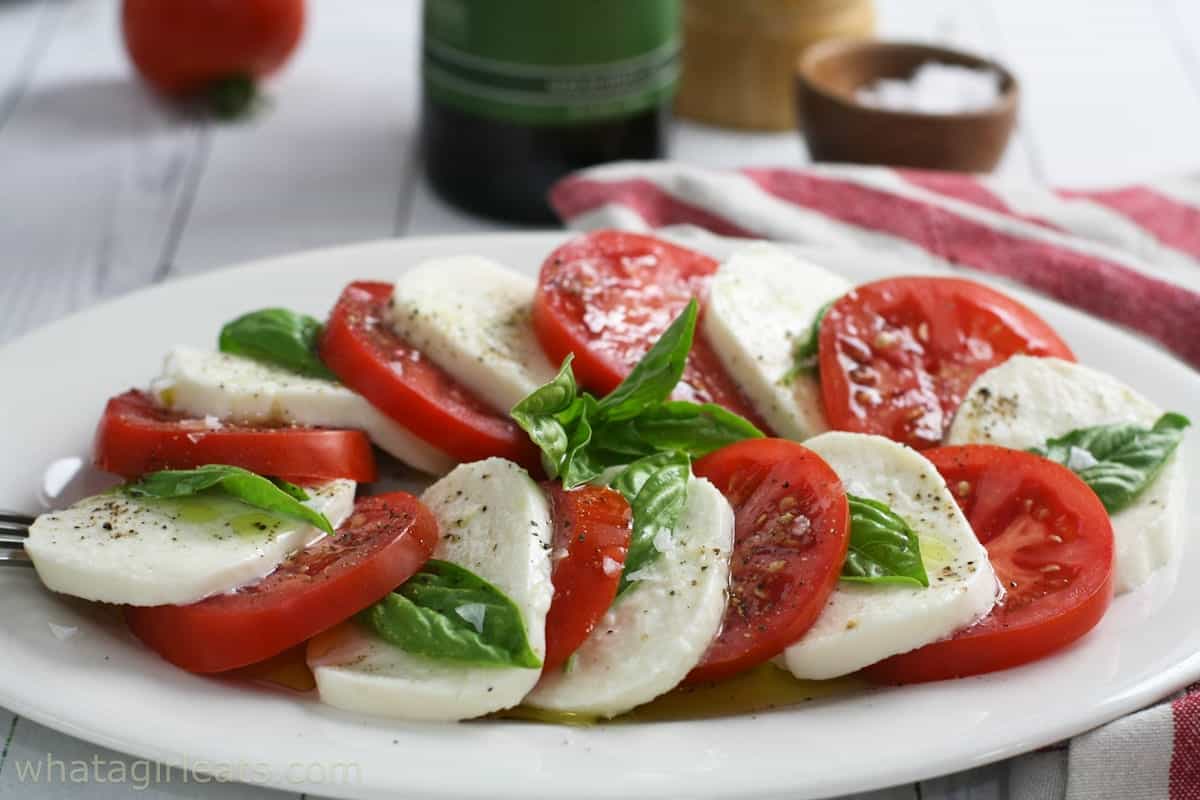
[0,233,1195,800]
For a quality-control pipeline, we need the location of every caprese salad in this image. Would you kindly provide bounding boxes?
[18,230,1189,722]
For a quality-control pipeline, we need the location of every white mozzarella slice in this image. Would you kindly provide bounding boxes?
[153,347,454,476]
[703,242,849,439]
[946,355,1185,594]
[309,458,553,721]
[524,477,734,718]
[780,432,997,680]
[386,256,557,415]
[26,480,355,606]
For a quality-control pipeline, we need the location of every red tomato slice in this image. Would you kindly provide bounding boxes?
[319,281,538,468]
[542,483,632,673]
[864,445,1113,684]
[689,438,850,683]
[126,492,438,673]
[819,277,1075,449]
[93,389,377,482]
[533,230,769,429]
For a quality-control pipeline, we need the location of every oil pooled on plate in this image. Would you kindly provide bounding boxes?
[498,663,865,725]
[241,647,866,722]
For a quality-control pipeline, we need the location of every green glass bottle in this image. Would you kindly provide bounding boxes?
[421,0,680,224]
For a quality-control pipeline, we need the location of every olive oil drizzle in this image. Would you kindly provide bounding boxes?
[243,649,866,723]
[496,664,866,726]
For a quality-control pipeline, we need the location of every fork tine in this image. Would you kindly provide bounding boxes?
[0,548,32,567]
[0,521,30,537]
[0,510,33,567]
[0,510,35,526]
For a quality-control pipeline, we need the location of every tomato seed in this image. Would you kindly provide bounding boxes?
[849,366,878,386]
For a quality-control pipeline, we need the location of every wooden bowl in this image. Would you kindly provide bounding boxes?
[796,39,1019,172]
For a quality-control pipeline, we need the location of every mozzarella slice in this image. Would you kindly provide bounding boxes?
[153,347,454,476]
[25,479,355,606]
[524,477,734,718]
[780,432,997,680]
[703,242,849,439]
[309,458,553,721]
[386,256,557,415]
[946,355,1185,594]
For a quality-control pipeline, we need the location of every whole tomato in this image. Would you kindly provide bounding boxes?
[122,0,305,116]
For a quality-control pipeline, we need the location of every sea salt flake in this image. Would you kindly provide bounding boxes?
[1067,446,1100,471]
[454,603,487,634]
[856,62,1002,114]
[652,529,672,553]
[624,568,661,584]
[48,623,78,641]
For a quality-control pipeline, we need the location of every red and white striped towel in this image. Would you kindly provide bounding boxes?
[552,162,1200,370]
[550,162,1200,800]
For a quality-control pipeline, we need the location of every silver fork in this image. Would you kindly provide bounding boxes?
[0,510,33,567]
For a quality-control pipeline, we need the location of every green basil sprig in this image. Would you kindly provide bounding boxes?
[780,299,833,385]
[124,465,334,535]
[609,452,691,596]
[362,560,541,669]
[219,308,337,381]
[841,495,929,587]
[595,402,763,460]
[511,299,764,489]
[1031,412,1190,513]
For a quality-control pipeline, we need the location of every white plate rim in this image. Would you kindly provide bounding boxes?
[0,231,1195,800]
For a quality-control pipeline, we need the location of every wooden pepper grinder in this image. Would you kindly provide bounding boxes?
[676,0,875,130]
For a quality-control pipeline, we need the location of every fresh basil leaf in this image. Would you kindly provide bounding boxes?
[841,495,928,587]
[780,299,833,385]
[510,301,759,491]
[595,300,699,422]
[219,308,337,381]
[558,395,608,489]
[599,401,764,458]
[362,559,541,668]
[610,452,691,596]
[1031,412,1190,513]
[510,355,578,479]
[124,465,333,535]
[271,478,310,502]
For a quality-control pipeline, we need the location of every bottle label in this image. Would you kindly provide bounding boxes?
[423,0,680,125]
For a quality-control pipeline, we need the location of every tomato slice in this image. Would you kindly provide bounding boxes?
[819,277,1075,449]
[126,492,438,673]
[542,483,632,673]
[93,389,377,482]
[688,438,850,683]
[319,281,538,468]
[533,230,769,429]
[864,445,1113,684]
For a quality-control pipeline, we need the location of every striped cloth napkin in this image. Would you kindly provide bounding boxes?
[549,162,1200,800]
[551,162,1200,370]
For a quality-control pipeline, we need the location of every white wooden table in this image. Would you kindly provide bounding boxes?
[1,1,1197,798]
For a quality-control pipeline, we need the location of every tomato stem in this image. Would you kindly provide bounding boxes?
[206,73,258,120]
